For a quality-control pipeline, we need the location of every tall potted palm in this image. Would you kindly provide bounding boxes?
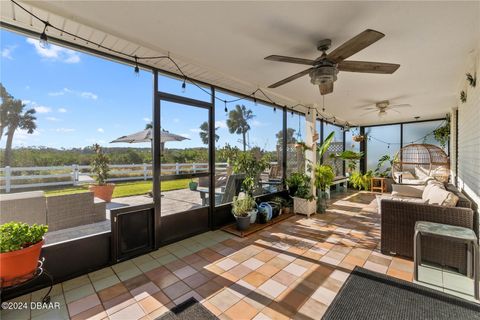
[314,164,335,213]
[89,144,115,202]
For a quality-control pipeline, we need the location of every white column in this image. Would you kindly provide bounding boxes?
[305,109,317,194]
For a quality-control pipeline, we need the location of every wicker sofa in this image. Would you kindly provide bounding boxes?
[380,182,477,275]
[0,191,106,232]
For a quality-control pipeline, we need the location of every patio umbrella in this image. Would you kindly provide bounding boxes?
[110,128,189,144]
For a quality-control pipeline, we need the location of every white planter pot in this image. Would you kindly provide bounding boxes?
[293,197,316,218]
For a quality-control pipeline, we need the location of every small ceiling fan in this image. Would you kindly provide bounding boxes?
[264,29,400,95]
[360,100,411,118]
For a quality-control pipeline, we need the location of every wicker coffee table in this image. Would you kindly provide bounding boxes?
[414,221,479,300]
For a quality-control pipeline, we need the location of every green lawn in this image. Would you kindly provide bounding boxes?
[44,179,191,198]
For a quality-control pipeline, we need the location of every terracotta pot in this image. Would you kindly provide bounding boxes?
[0,240,44,287]
[89,184,115,202]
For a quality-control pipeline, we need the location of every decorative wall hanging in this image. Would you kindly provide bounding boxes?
[460,91,467,103]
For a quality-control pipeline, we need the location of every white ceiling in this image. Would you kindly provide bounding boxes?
[3,1,480,125]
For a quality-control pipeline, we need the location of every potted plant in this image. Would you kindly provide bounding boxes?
[293,184,316,218]
[89,144,115,202]
[314,164,335,213]
[0,222,48,287]
[232,195,257,230]
[352,135,365,142]
[188,179,198,191]
[374,154,395,192]
[285,172,309,197]
[232,150,271,196]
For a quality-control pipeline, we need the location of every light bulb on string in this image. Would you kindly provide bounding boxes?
[133,56,140,75]
[224,100,228,113]
[39,22,49,49]
[181,78,186,93]
[273,105,276,113]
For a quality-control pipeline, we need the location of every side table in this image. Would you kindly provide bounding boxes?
[370,177,387,193]
[414,221,479,300]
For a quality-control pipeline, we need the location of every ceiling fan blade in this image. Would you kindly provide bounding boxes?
[360,110,378,117]
[391,109,401,114]
[267,68,313,88]
[264,55,315,65]
[338,61,400,74]
[327,29,385,63]
[390,104,411,108]
[319,81,334,95]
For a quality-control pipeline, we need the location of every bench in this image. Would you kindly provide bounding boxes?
[325,176,348,198]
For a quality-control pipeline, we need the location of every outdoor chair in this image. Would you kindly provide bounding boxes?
[197,173,245,206]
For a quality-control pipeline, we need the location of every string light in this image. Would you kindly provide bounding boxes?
[273,105,276,112]
[39,22,49,48]
[224,100,228,113]
[181,78,186,93]
[8,0,355,128]
[291,110,294,117]
[134,56,140,75]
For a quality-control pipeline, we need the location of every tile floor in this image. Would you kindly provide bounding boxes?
[2,191,478,320]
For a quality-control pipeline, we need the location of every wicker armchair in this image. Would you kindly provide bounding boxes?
[381,184,477,275]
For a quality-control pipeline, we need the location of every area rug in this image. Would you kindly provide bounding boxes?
[322,266,480,320]
[155,297,218,320]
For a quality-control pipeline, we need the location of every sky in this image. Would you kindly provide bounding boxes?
[0,29,293,152]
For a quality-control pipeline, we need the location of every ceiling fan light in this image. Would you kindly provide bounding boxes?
[309,66,337,85]
[378,110,387,118]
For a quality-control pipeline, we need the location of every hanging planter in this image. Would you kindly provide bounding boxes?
[352,135,365,142]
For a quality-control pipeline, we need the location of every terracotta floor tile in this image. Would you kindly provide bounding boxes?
[271,270,298,287]
[202,300,223,316]
[138,295,163,314]
[254,250,277,262]
[208,289,241,312]
[257,264,280,278]
[268,257,290,270]
[164,259,187,272]
[151,290,171,306]
[229,264,253,279]
[387,268,413,281]
[197,280,223,299]
[163,281,191,301]
[144,266,169,282]
[152,272,180,289]
[103,292,135,315]
[123,274,150,291]
[182,253,203,265]
[262,301,295,320]
[258,279,287,299]
[130,281,160,301]
[109,302,145,320]
[183,271,210,289]
[70,304,106,320]
[173,265,197,279]
[224,300,258,320]
[67,294,101,317]
[298,298,328,319]
[277,288,309,312]
[243,271,269,288]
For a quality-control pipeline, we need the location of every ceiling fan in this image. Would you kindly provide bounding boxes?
[264,29,400,95]
[360,100,411,118]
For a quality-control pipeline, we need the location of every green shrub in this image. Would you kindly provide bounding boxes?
[0,222,48,253]
[232,195,256,217]
[349,171,373,190]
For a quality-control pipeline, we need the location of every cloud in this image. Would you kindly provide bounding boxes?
[215,120,227,129]
[58,108,67,113]
[34,106,52,113]
[22,99,32,105]
[48,88,98,100]
[55,128,75,133]
[1,45,16,59]
[26,38,81,64]
[15,128,40,140]
[189,128,202,133]
[173,118,180,123]
[46,117,61,122]
[252,119,269,127]
[143,117,151,122]
[80,92,98,100]
[97,128,104,133]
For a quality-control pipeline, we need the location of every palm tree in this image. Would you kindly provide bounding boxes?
[226,105,254,151]
[0,83,14,142]
[198,121,219,145]
[276,128,297,146]
[3,98,37,166]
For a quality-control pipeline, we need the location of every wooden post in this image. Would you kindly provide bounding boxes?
[175,163,180,175]
[143,163,147,181]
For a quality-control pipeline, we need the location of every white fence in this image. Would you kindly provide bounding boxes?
[0,162,229,192]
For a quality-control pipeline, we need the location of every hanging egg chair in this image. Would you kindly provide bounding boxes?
[392,144,450,184]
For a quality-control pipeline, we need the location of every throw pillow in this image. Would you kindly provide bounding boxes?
[424,186,450,205]
[391,184,425,198]
[442,192,459,207]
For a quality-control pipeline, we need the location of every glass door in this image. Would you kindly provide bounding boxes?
[157,97,211,243]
